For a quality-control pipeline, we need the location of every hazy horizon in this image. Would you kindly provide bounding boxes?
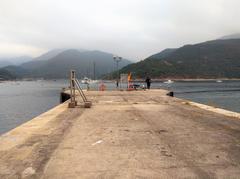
[0,0,240,61]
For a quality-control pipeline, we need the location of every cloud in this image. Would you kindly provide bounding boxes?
[0,0,239,60]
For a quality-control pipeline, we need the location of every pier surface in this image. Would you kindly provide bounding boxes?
[0,90,240,178]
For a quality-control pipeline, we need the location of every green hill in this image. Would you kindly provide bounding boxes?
[118,39,240,79]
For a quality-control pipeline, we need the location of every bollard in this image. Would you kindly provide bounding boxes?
[60,92,71,103]
[166,91,174,97]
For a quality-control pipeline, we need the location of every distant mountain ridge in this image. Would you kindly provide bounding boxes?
[20,49,66,69]
[118,39,240,79]
[34,49,66,61]
[2,66,29,78]
[220,33,240,40]
[2,35,240,80]
[0,49,132,79]
[25,49,131,78]
[0,61,12,68]
[0,68,15,80]
[0,56,32,68]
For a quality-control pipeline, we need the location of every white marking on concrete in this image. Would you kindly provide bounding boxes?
[21,167,36,178]
[92,140,103,146]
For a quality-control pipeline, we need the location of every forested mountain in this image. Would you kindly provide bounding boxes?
[118,39,240,79]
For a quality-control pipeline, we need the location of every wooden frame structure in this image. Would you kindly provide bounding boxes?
[68,70,92,108]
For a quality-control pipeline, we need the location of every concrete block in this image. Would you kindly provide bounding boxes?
[68,102,76,108]
[84,101,92,108]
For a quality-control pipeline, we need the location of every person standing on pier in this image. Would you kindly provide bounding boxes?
[116,79,119,88]
[145,76,151,89]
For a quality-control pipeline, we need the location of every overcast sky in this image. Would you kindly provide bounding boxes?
[0,0,239,61]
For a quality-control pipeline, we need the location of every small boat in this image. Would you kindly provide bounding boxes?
[164,80,174,84]
[81,77,91,84]
[90,80,99,84]
[81,77,99,84]
[216,80,223,83]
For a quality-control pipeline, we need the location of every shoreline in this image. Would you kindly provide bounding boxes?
[1,78,240,83]
[132,78,240,82]
[179,98,240,119]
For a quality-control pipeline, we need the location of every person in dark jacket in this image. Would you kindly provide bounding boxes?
[145,76,151,89]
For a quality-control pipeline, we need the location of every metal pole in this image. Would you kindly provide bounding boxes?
[70,70,73,103]
[72,70,76,104]
[117,61,119,80]
[113,55,122,83]
[93,61,96,80]
[69,70,76,108]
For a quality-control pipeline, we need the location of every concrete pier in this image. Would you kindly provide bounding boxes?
[0,90,240,178]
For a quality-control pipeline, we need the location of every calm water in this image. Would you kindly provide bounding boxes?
[0,80,239,135]
[160,81,240,113]
[0,80,68,135]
